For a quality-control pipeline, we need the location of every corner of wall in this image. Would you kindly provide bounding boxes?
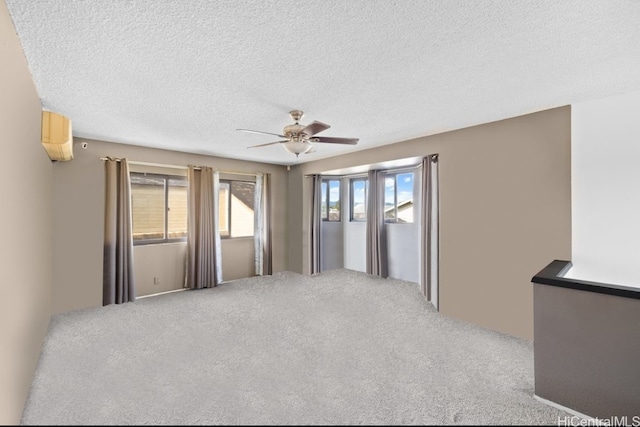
[0,0,54,422]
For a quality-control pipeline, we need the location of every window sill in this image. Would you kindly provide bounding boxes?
[133,240,187,247]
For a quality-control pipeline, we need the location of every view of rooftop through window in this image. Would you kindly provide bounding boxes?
[321,179,341,221]
[131,173,255,243]
[351,179,367,221]
[130,174,188,242]
[219,180,255,238]
[319,173,413,223]
[385,172,414,223]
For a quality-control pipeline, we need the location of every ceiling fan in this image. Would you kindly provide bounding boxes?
[237,110,359,157]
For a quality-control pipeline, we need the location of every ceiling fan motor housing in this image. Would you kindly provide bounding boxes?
[283,123,305,139]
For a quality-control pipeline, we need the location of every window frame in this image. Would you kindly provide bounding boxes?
[349,177,368,222]
[130,172,188,246]
[384,169,415,224]
[321,178,342,222]
[219,178,256,239]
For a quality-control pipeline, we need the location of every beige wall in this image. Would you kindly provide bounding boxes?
[135,237,256,297]
[0,0,53,423]
[287,167,304,274]
[291,107,572,339]
[52,138,287,314]
[134,243,187,296]
[221,238,255,281]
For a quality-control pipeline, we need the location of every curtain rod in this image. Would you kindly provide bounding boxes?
[303,161,425,178]
[303,172,368,179]
[99,158,265,176]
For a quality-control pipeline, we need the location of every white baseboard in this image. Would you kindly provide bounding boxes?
[534,395,595,421]
[137,288,186,299]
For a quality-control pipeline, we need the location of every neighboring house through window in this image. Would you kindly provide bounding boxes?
[131,173,256,244]
[384,171,414,223]
[219,180,255,238]
[350,178,367,221]
[321,179,341,222]
[130,173,188,244]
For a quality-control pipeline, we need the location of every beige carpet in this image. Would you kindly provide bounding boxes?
[21,269,568,425]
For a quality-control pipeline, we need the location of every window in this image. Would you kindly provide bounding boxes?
[321,179,341,221]
[219,180,255,238]
[384,171,414,223]
[350,178,368,221]
[130,173,187,244]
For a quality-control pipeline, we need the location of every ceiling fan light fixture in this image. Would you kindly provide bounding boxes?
[284,140,312,156]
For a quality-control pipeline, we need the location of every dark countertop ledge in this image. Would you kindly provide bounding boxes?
[532,260,640,300]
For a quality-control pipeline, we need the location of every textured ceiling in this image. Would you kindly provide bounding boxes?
[6,0,640,166]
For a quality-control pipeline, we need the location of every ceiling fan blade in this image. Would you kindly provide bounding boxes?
[237,128,288,138]
[312,136,359,145]
[247,140,288,149]
[301,120,330,136]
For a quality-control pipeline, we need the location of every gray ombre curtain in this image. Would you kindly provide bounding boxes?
[254,173,273,275]
[310,174,322,274]
[366,170,388,278]
[186,166,222,289]
[420,154,439,309]
[103,158,135,305]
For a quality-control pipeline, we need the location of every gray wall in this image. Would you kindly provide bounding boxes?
[321,222,344,272]
[0,0,53,423]
[51,138,288,314]
[343,223,366,272]
[534,284,640,418]
[387,224,420,283]
[290,107,572,340]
